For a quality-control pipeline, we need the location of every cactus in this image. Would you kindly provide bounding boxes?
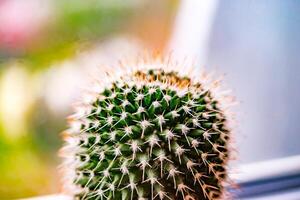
[61,59,232,200]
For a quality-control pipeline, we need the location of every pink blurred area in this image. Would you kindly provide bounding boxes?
[0,0,51,49]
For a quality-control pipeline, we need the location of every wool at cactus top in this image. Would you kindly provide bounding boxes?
[61,65,231,200]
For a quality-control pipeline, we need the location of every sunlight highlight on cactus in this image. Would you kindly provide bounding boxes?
[60,55,234,200]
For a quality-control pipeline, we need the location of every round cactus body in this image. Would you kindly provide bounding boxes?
[61,61,232,200]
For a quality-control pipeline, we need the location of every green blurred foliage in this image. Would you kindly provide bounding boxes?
[22,0,134,70]
[0,136,57,198]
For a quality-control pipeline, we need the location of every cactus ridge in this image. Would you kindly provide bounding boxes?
[63,68,230,200]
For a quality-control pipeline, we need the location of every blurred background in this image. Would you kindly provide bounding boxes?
[1,0,300,199]
[0,0,178,198]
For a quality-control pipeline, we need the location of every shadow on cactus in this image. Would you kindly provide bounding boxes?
[60,56,234,200]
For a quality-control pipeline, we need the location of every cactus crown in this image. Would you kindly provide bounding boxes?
[61,60,232,200]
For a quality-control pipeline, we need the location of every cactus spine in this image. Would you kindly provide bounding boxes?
[61,58,232,200]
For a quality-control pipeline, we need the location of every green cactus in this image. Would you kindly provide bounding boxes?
[61,65,231,200]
